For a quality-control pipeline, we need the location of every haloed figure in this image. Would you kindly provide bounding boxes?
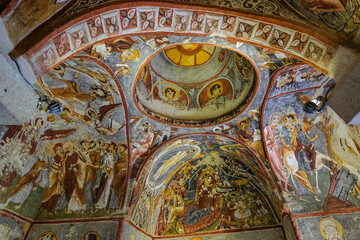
[207,84,225,108]
[264,112,287,188]
[318,217,344,240]
[64,141,87,215]
[131,122,155,163]
[162,87,185,110]
[41,143,66,215]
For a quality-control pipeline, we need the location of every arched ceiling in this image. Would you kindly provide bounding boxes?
[21,4,343,78]
[2,32,345,224]
[261,63,360,214]
[130,134,280,236]
[1,1,360,240]
[4,0,360,49]
[3,1,359,81]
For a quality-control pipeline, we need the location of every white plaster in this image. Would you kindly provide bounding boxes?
[0,19,38,124]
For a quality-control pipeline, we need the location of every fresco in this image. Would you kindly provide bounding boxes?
[75,35,286,174]
[121,221,152,240]
[296,212,360,240]
[267,63,335,98]
[262,65,360,214]
[134,44,258,126]
[233,108,267,165]
[3,34,296,225]
[27,220,118,240]
[0,56,129,220]
[0,212,29,240]
[38,56,126,137]
[151,227,285,239]
[129,118,171,171]
[130,134,280,236]
[284,0,360,38]
[26,6,337,78]
[3,0,69,44]
[0,116,128,219]
[4,26,360,239]
[57,0,296,21]
[1,0,360,237]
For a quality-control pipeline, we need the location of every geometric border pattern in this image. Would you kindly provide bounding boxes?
[29,6,337,77]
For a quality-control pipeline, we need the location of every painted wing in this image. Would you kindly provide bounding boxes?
[295,93,312,104]
[152,86,162,101]
[179,90,189,107]
[98,103,123,122]
[219,78,233,100]
[198,87,212,108]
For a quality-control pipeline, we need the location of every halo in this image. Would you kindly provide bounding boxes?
[237,118,250,128]
[120,49,139,61]
[318,217,343,239]
[81,231,101,240]
[268,112,282,124]
[283,113,297,123]
[162,86,180,101]
[207,80,223,98]
[63,140,74,150]
[38,231,57,240]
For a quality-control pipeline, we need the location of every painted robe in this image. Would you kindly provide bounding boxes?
[95,152,115,209]
[41,154,65,212]
[131,131,155,163]
[264,125,287,185]
[65,152,86,212]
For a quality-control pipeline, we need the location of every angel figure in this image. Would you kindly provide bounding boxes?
[152,85,189,110]
[199,80,233,109]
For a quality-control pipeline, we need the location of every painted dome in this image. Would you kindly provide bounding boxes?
[134,43,258,127]
[164,43,216,67]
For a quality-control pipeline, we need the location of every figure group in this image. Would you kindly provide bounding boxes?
[264,111,333,200]
[131,121,158,165]
[156,162,274,235]
[42,61,126,137]
[234,108,266,162]
[9,138,128,216]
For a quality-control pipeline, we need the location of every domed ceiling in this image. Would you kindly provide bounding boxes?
[2,1,360,239]
[134,43,258,127]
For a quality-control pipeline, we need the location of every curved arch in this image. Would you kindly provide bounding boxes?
[37,55,131,210]
[128,132,282,236]
[23,3,340,78]
[258,63,360,215]
[130,132,279,205]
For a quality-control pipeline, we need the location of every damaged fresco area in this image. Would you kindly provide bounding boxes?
[3,0,70,44]
[0,56,129,220]
[3,32,353,239]
[27,220,118,240]
[121,221,151,240]
[0,211,30,240]
[76,34,296,176]
[262,64,360,214]
[284,0,360,38]
[150,227,285,240]
[296,212,360,240]
[130,134,280,236]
